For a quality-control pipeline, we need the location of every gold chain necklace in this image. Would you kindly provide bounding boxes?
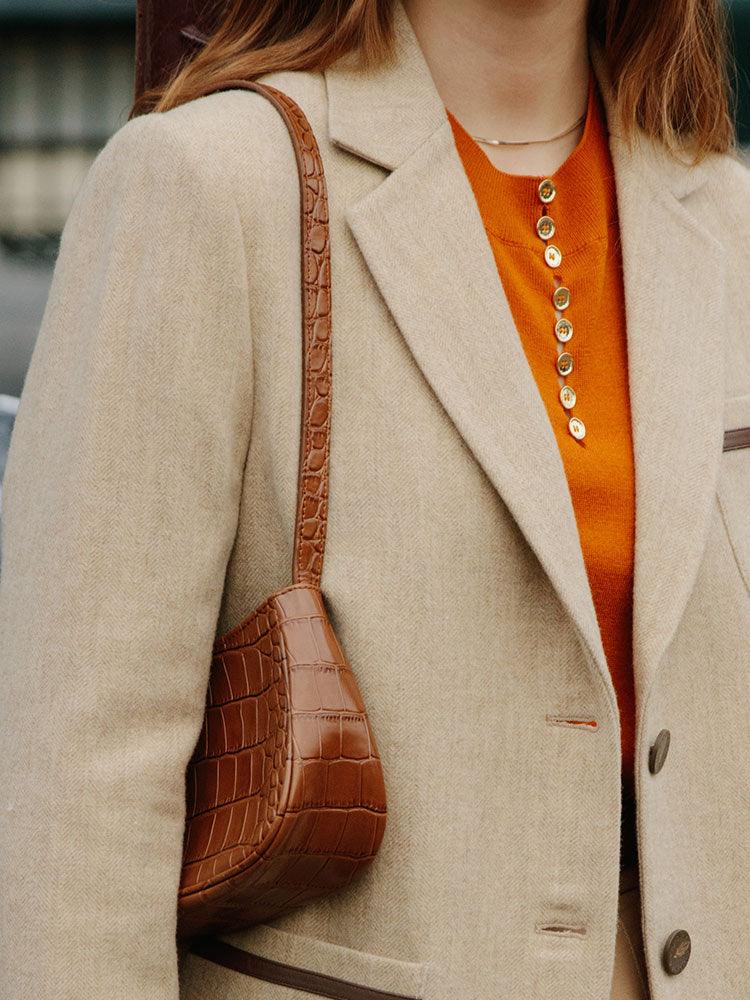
[470,112,586,147]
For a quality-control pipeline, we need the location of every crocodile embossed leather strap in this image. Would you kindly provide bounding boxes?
[212,79,332,588]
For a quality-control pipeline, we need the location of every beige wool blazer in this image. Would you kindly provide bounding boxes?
[1,3,749,998]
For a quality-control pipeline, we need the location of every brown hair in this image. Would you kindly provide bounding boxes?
[131,0,738,165]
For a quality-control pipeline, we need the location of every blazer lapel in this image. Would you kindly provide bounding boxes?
[324,0,727,702]
[600,77,727,695]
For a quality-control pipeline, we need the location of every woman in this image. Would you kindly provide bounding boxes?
[0,0,748,998]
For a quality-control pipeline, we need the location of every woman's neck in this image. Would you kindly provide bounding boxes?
[401,0,592,176]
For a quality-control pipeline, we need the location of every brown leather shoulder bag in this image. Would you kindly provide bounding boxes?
[176,80,387,941]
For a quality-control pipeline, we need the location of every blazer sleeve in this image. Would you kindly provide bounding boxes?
[0,110,254,1000]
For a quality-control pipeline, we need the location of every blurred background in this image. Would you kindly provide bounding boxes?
[1,0,135,399]
[0,0,749,534]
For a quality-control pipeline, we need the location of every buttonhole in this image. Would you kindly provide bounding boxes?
[545,714,598,731]
[535,923,587,938]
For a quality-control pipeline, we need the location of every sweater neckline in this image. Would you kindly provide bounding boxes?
[446,67,618,250]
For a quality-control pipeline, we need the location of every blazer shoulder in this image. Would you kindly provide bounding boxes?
[681,150,750,260]
[55,68,330,311]
[90,70,330,226]
[696,150,750,213]
[151,66,329,133]
[702,149,750,199]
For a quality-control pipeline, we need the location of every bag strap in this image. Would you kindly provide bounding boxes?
[211,80,332,589]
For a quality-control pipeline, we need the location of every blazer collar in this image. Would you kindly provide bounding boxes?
[323,0,726,708]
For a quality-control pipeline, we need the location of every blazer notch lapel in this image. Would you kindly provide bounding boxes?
[615,145,726,693]
[343,121,610,688]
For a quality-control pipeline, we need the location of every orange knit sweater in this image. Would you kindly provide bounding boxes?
[447,71,637,804]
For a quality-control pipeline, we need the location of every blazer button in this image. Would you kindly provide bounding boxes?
[662,928,691,974]
[649,728,671,774]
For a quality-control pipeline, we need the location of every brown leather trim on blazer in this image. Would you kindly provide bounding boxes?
[189,937,423,1000]
[723,427,750,451]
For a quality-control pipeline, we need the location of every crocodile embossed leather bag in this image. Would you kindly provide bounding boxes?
[176,81,387,941]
